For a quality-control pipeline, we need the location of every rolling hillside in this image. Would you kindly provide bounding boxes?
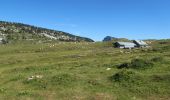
[0,40,170,99]
[0,21,94,42]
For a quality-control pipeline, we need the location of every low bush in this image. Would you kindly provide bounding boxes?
[117,63,129,69]
[151,56,164,62]
[110,69,141,83]
[130,59,154,69]
[118,58,154,70]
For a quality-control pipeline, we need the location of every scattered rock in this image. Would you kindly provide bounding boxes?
[120,50,124,53]
[28,76,34,81]
[36,75,43,79]
[27,75,43,81]
[106,68,111,71]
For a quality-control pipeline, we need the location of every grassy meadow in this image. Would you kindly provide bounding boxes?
[0,40,170,100]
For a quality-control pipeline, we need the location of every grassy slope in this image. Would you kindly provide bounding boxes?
[0,41,170,100]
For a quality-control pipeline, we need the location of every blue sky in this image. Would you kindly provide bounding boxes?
[0,0,170,41]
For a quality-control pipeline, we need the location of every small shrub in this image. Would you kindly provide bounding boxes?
[118,58,154,70]
[151,57,164,62]
[117,63,130,69]
[130,59,154,69]
[111,69,138,83]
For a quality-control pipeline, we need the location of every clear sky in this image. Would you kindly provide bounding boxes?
[0,0,170,41]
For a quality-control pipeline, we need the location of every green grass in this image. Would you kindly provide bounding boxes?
[0,41,170,100]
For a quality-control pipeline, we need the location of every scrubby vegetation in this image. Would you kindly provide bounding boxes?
[0,40,170,100]
[118,58,154,69]
[111,69,141,83]
[0,21,94,42]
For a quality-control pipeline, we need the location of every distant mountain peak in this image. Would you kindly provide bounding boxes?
[103,36,116,42]
[103,36,129,42]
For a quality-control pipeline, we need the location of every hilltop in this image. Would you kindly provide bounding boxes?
[0,21,94,42]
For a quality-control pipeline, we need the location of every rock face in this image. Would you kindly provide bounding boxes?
[0,21,94,42]
[103,36,129,42]
[103,36,117,42]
